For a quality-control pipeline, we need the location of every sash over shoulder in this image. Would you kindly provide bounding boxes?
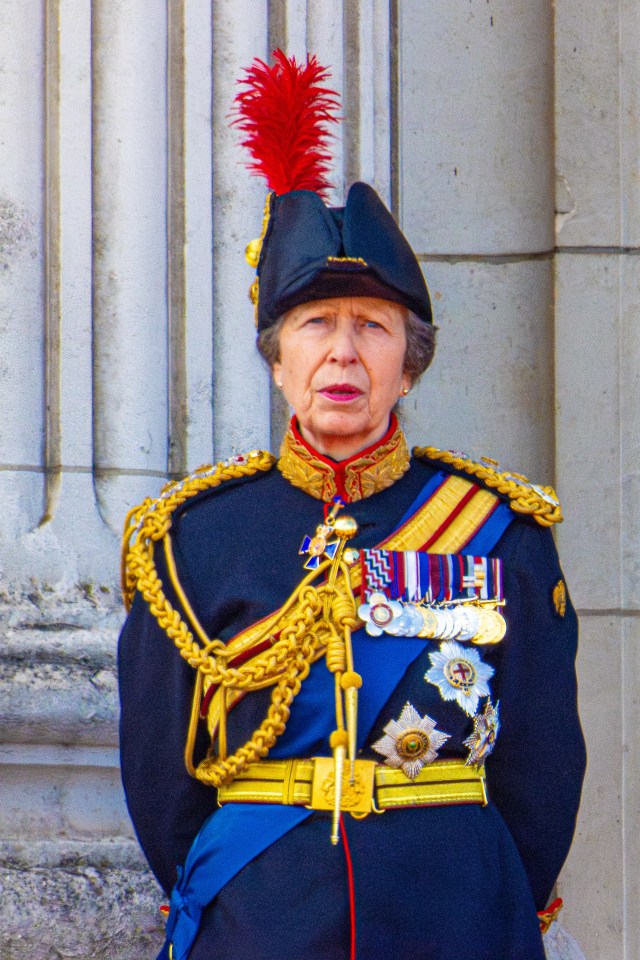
[119,444,565,960]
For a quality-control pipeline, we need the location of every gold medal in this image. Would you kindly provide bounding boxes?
[417,606,439,638]
[472,607,505,645]
[491,609,507,643]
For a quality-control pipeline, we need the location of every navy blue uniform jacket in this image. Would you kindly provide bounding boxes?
[119,453,585,960]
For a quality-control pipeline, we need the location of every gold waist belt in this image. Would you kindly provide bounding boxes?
[217,758,487,815]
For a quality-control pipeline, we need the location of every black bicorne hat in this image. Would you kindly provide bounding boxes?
[232,51,432,331]
[255,182,432,330]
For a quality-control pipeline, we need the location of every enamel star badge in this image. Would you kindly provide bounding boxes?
[372,702,450,779]
[424,640,494,716]
[464,700,500,766]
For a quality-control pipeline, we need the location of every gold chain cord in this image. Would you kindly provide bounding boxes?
[121,444,557,794]
[121,451,276,612]
[120,451,359,789]
[195,571,359,789]
[413,446,563,527]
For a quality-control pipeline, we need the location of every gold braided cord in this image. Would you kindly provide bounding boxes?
[413,446,563,527]
[120,450,276,611]
[163,534,213,648]
[184,666,205,777]
[194,561,359,788]
[195,590,322,787]
[122,460,319,686]
[120,450,361,788]
[121,497,158,608]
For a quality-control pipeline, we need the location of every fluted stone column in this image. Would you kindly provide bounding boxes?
[0,2,46,559]
[397,1,555,478]
[0,1,623,956]
[211,0,271,457]
[554,3,640,957]
[92,0,170,531]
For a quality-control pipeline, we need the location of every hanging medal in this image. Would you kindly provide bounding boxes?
[299,496,345,569]
[357,549,507,645]
[358,591,405,635]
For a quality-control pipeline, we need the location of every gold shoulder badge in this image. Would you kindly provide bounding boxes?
[413,447,563,527]
[120,450,276,610]
[553,579,567,617]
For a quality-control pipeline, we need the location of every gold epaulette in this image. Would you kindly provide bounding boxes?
[120,450,276,610]
[413,446,563,527]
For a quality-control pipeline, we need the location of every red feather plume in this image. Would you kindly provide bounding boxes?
[230,49,341,198]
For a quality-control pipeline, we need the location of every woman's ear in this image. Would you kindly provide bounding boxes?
[272,362,283,388]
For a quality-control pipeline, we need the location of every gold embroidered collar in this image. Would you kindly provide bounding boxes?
[278,415,410,503]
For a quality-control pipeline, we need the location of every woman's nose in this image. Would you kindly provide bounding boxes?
[327,324,358,364]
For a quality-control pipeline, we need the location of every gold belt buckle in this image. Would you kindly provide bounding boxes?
[309,757,376,815]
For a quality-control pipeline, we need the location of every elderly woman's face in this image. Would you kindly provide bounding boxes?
[273,297,410,460]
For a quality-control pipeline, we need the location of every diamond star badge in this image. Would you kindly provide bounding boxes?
[372,702,450,779]
[464,700,500,766]
[424,640,494,717]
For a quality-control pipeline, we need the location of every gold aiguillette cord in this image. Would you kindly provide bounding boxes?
[323,513,361,844]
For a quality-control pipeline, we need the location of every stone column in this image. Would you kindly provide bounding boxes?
[0,1,46,566]
[554,2,640,957]
[0,1,623,956]
[0,1,217,957]
[212,0,271,457]
[397,0,555,479]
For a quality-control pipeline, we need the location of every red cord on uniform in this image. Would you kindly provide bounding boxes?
[340,815,357,960]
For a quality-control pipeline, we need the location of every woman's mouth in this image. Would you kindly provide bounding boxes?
[318,384,364,403]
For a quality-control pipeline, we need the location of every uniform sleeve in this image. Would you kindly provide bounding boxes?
[488,519,586,910]
[118,544,216,895]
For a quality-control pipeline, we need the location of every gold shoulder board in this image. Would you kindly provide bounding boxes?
[413,446,563,528]
[120,450,276,610]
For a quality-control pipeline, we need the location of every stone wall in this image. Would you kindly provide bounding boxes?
[0,1,636,957]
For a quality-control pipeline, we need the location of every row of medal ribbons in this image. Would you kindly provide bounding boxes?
[357,550,505,644]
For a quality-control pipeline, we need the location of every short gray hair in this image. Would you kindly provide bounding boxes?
[403,310,437,385]
[256,307,437,386]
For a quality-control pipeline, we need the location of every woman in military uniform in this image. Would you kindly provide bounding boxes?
[118,53,585,960]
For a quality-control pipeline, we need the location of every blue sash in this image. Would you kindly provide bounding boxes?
[161,477,514,960]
